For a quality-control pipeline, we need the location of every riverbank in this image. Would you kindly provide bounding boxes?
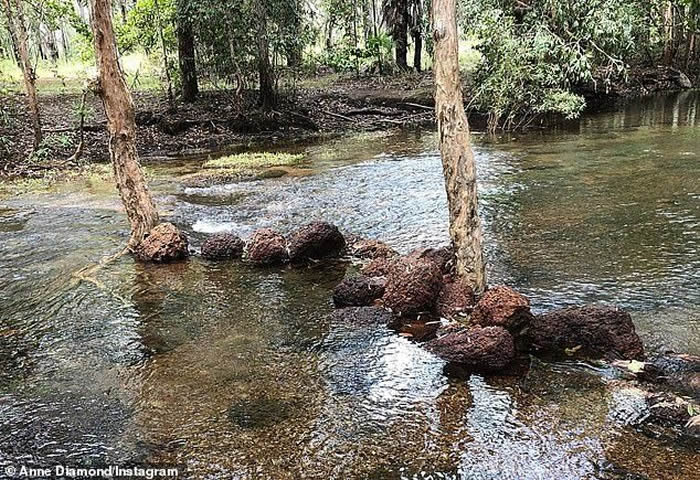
[1,68,695,178]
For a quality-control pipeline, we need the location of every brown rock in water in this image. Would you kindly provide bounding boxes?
[361,256,398,277]
[349,238,398,260]
[382,258,443,315]
[246,228,288,265]
[201,233,245,259]
[528,306,644,360]
[333,275,385,307]
[426,326,515,371]
[407,246,455,275]
[135,223,189,262]
[638,353,700,398]
[471,285,533,331]
[328,306,395,326]
[435,278,476,319]
[287,222,345,261]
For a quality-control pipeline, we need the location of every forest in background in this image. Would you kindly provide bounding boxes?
[1,0,699,175]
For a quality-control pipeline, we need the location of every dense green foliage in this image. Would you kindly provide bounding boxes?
[1,0,698,128]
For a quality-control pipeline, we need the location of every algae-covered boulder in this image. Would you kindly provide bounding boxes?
[333,275,386,307]
[407,246,455,275]
[361,256,398,277]
[471,285,533,332]
[246,228,288,265]
[528,306,644,360]
[135,223,189,263]
[287,222,345,261]
[349,238,398,260]
[435,278,475,319]
[426,326,516,371]
[201,233,245,259]
[382,257,442,315]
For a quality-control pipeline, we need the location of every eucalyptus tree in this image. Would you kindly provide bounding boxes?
[1,0,42,149]
[91,0,159,248]
[433,0,486,291]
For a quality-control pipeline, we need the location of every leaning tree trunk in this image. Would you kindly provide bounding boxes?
[3,0,42,150]
[255,0,276,111]
[176,0,198,102]
[432,0,486,292]
[90,0,159,249]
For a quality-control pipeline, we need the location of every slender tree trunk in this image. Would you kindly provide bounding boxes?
[413,30,422,71]
[432,0,486,292]
[2,0,42,150]
[90,0,159,249]
[154,0,173,105]
[256,0,276,111]
[176,0,198,102]
[394,0,409,69]
[663,1,674,65]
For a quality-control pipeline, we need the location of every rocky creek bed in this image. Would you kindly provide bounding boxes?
[139,219,700,453]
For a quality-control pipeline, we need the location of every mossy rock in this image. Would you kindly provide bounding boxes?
[202,152,305,169]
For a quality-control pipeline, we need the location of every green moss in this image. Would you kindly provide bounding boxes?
[203,152,305,170]
[0,164,113,198]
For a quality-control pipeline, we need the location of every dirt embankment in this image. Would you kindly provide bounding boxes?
[0,74,438,178]
[1,66,695,178]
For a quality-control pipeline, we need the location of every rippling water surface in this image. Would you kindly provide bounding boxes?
[1,91,699,479]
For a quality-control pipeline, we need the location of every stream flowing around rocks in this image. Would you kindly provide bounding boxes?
[0,91,698,479]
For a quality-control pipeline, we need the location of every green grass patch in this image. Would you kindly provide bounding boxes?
[203,152,305,169]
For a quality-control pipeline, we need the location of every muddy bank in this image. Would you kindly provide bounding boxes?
[2,66,695,177]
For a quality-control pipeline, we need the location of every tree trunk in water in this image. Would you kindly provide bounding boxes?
[176,0,198,102]
[90,0,159,249]
[3,0,42,150]
[413,30,422,71]
[394,0,409,70]
[256,0,276,111]
[432,0,486,292]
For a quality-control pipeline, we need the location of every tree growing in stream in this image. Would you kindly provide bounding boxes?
[90,0,159,248]
[2,0,42,150]
[433,0,486,292]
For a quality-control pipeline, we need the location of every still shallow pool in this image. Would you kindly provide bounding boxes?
[0,91,698,479]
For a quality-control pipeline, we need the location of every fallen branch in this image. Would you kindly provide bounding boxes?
[400,102,434,111]
[322,110,353,122]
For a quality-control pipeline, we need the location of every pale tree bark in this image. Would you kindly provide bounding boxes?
[90,0,159,248]
[2,0,42,150]
[432,0,486,292]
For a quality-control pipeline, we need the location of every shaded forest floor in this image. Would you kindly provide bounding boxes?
[0,67,695,178]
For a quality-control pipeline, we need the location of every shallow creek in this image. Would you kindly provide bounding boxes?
[0,91,698,479]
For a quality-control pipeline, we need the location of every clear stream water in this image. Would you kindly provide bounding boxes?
[0,91,698,479]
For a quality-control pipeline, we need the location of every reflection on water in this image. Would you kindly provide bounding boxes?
[0,91,698,479]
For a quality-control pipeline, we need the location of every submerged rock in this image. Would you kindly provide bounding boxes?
[471,285,533,332]
[426,326,516,371]
[638,353,700,398]
[435,278,475,319]
[348,238,398,260]
[333,275,385,307]
[328,306,395,326]
[287,222,345,261]
[135,223,189,262]
[201,233,245,259]
[407,246,455,275]
[246,228,288,265]
[528,306,644,360]
[382,258,443,315]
